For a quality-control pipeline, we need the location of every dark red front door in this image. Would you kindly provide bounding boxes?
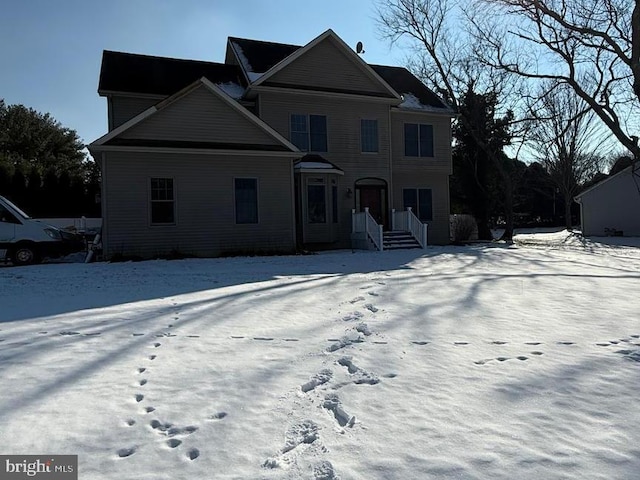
[360,186,383,224]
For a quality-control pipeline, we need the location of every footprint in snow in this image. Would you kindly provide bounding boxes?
[281,420,319,454]
[125,419,136,426]
[517,356,528,361]
[412,341,429,345]
[167,439,182,449]
[364,304,378,313]
[144,406,156,414]
[474,358,494,365]
[355,323,372,336]
[138,379,147,386]
[491,341,508,345]
[631,335,640,339]
[132,333,145,337]
[59,331,80,336]
[137,368,146,374]
[525,342,542,345]
[152,343,161,348]
[531,351,544,356]
[596,343,610,346]
[338,356,379,385]
[313,460,338,480]
[349,296,365,304]
[342,311,364,322]
[230,336,245,339]
[207,412,228,420]
[149,355,157,360]
[301,369,333,393]
[367,291,379,297]
[323,394,355,427]
[253,337,274,341]
[454,342,469,345]
[284,338,299,342]
[187,448,200,460]
[557,341,575,345]
[496,357,509,362]
[135,394,144,402]
[117,446,137,458]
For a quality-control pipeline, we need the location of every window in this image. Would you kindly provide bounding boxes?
[290,114,327,152]
[403,188,433,221]
[307,179,326,223]
[361,119,379,153]
[235,178,258,224]
[150,178,175,224]
[404,123,434,157]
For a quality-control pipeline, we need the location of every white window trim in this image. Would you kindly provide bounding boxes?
[403,122,435,158]
[233,177,260,225]
[289,113,329,153]
[149,177,176,226]
[360,118,379,154]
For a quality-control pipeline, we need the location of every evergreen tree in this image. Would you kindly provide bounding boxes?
[451,86,514,239]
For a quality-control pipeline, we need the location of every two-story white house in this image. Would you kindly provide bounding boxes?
[89,29,455,259]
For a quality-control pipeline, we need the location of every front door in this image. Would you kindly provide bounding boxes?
[359,186,383,225]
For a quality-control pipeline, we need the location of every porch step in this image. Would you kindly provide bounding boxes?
[383,231,421,250]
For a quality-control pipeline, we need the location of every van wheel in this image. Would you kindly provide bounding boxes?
[10,244,40,266]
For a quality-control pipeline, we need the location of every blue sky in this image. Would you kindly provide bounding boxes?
[0,0,406,147]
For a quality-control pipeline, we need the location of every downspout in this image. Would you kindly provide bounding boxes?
[290,158,296,251]
[388,106,393,229]
[100,151,108,257]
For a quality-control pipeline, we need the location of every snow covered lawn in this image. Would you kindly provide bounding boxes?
[1,232,639,479]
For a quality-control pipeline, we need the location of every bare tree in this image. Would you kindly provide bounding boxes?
[471,0,640,160]
[527,82,609,229]
[377,0,526,240]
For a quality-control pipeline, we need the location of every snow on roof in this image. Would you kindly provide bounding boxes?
[399,92,452,112]
[294,161,336,170]
[215,82,245,100]
[231,41,266,83]
[231,41,255,74]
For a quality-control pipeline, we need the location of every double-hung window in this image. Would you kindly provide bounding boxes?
[235,178,258,224]
[403,188,433,221]
[361,119,379,153]
[290,114,327,152]
[150,178,175,225]
[404,123,434,157]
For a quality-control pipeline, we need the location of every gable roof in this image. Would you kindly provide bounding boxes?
[99,50,246,96]
[575,164,638,201]
[245,30,399,99]
[91,77,299,153]
[227,32,450,110]
[99,33,452,113]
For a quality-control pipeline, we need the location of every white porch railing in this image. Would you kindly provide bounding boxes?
[391,208,428,248]
[352,208,383,251]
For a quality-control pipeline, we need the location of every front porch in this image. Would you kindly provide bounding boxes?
[351,207,428,251]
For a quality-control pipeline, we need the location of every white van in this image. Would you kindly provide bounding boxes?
[0,195,86,265]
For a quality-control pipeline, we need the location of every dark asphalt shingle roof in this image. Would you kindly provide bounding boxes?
[370,65,449,110]
[228,37,301,74]
[99,50,245,96]
[99,40,450,111]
